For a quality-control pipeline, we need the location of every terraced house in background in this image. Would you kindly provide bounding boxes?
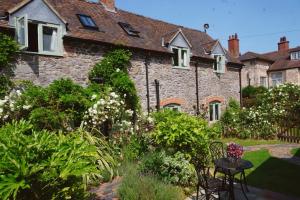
[240,36,300,88]
[0,0,243,121]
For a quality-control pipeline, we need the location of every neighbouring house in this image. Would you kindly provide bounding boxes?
[0,0,243,121]
[240,36,300,88]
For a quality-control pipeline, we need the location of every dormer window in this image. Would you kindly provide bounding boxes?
[213,55,226,73]
[291,51,300,60]
[172,47,189,68]
[15,14,63,56]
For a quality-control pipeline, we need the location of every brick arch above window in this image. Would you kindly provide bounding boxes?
[203,96,225,107]
[160,97,185,107]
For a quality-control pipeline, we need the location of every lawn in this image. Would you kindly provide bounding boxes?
[243,150,300,198]
[220,138,285,147]
[291,148,300,157]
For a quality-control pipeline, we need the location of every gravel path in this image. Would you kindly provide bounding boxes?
[91,176,122,200]
[244,143,300,165]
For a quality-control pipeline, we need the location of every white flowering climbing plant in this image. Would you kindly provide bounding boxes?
[83,90,135,135]
[222,84,300,139]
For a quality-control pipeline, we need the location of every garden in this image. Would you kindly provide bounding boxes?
[1,33,300,199]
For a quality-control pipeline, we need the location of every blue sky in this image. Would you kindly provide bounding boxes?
[116,0,300,54]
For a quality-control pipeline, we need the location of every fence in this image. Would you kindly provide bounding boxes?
[277,127,300,143]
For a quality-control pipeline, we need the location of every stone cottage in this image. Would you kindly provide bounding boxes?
[240,36,300,88]
[0,0,243,121]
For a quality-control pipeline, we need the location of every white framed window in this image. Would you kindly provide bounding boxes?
[163,103,181,112]
[291,51,300,60]
[38,24,62,55]
[15,17,63,56]
[209,101,221,122]
[172,47,190,68]
[260,76,267,87]
[271,72,283,87]
[15,15,28,49]
[213,55,226,73]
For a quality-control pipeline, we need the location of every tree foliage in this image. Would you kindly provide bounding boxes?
[0,33,18,69]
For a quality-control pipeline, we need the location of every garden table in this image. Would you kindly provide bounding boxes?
[214,158,253,200]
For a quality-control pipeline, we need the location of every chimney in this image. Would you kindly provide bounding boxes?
[278,36,289,52]
[228,33,240,58]
[100,0,115,12]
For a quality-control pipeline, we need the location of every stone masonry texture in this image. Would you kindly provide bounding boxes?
[11,40,241,115]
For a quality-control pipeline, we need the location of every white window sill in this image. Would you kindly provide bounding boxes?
[21,51,64,57]
[172,66,190,70]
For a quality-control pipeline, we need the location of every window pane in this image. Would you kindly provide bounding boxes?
[215,104,219,120]
[163,103,181,112]
[43,26,58,52]
[260,77,267,87]
[181,49,188,67]
[213,55,218,71]
[18,18,25,45]
[209,104,214,121]
[172,48,179,66]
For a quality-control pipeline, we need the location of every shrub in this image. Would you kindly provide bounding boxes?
[139,151,196,186]
[118,163,186,200]
[122,134,150,161]
[83,89,134,136]
[0,33,19,69]
[152,110,211,157]
[89,49,140,112]
[221,98,241,137]
[242,85,267,108]
[221,84,300,139]
[0,75,13,99]
[0,120,102,200]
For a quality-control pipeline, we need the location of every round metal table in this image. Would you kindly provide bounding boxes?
[214,158,253,200]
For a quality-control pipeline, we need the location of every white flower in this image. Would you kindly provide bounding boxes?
[91,94,97,100]
[22,105,31,110]
[0,99,7,106]
[16,90,22,96]
[0,108,3,113]
[3,115,8,120]
[125,109,134,116]
[147,117,154,123]
[116,68,120,72]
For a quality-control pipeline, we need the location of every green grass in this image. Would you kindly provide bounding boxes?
[220,138,285,147]
[291,148,300,157]
[243,150,300,197]
[118,163,186,200]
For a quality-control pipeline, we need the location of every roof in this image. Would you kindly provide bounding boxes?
[0,0,242,65]
[262,47,300,71]
[240,47,300,72]
[239,51,274,63]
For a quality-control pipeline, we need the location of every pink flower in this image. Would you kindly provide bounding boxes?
[227,142,244,159]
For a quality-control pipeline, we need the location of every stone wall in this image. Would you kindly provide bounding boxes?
[11,39,241,115]
[241,60,270,88]
[285,68,300,85]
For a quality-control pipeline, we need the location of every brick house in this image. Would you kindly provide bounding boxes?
[0,0,243,121]
[240,36,300,88]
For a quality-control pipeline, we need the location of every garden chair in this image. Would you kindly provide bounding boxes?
[194,160,230,200]
[209,141,249,194]
[209,142,226,177]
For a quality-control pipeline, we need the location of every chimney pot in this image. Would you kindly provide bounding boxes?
[228,33,240,58]
[278,36,289,52]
